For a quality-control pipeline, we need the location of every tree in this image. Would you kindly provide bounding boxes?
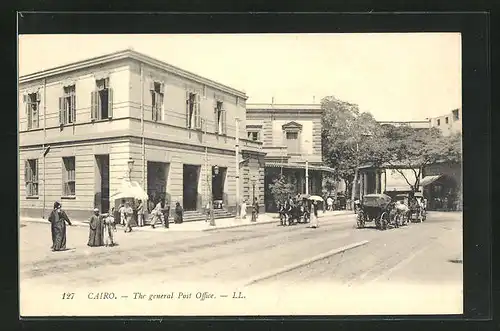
[369,125,462,194]
[321,96,382,196]
[268,175,296,205]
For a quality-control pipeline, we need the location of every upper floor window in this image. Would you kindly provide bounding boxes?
[59,85,76,125]
[150,81,164,122]
[282,121,302,154]
[445,117,449,124]
[248,131,259,141]
[453,109,460,121]
[214,100,227,135]
[91,78,113,121]
[23,92,40,130]
[62,157,76,196]
[24,159,38,197]
[185,91,201,130]
[437,119,441,126]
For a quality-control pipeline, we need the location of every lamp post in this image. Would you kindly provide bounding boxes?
[210,165,218,226]
[127,158,135,181]
[251,175,256,221]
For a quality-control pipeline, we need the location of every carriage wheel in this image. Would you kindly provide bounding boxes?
[379,212,388,230]
[356,212,365,228]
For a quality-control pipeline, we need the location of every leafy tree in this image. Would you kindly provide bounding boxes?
[321,96,381,196]
[269,175,295,205]
[367,125,462,194]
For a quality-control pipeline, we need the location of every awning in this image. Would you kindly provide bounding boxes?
[265,162,336,173]
[420,175,443,187]
[110,180,149,201]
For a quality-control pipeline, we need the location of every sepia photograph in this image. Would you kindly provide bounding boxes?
[18,32,463,316]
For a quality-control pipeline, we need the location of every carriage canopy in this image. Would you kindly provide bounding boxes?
[362,194,392,208]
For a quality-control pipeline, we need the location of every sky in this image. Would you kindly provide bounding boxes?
[18,33,461,122]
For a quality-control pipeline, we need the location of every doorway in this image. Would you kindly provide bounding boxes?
[95,155,110,213]
[212,166,227,208]
[147,161,169,204]
[183,164,200,211]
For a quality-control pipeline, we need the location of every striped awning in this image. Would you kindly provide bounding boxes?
[265,162,335,173]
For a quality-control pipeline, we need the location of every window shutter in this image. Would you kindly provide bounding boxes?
[24,160,29,184]
[34,159,39,182]
[71,94,76,123]
[185,91,190,128]
[151,92,156,121]
[160,83,165,94]
[149,80,155,91]
[59,97,65,125]
[195,93,202,129]
[27,100,32,130]
[36,91,41,102]
[107,88,113,118]
[214,106,218,134]
[91,91,98,121]
[222,109,227,135]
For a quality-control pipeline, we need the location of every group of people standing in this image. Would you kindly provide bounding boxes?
[240,197,260,222]
[88,208,117,247]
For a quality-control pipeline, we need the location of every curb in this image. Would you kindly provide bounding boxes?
[243,240,370,286]
[202,219,276,232]
[20,211,354,232]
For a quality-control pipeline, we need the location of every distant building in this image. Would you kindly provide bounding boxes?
[378,120,431,129]
[246,104,335,211]
[19,49,264,220]
[428,108,462,136]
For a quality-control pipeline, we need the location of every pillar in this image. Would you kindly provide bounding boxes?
[375,170,380,194]
[359,171,364,200]
[363,172,368,196]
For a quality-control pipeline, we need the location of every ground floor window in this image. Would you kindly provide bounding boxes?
[62,157,76,196]
[25,159,38,197]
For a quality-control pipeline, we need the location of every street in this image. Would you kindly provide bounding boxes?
[19,212,463,316]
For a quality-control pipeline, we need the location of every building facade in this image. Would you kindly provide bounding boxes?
[378,120,431,129]
[19,49,265,220]
[245,104,334,211]
[428,108,462,137]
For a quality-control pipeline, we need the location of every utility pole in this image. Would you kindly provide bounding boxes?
[351,142,359,210]
[204,119,215,226]
[235,117,240,220]
[305,159,309,195]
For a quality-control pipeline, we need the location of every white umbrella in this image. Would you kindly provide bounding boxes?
[308,195,324,202]
[110,180,149,201]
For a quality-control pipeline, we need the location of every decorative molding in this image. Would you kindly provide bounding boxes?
[282,121,303,131]
[93,72,111,81]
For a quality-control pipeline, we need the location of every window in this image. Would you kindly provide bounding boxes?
[91,78,113,120]
[445,117,449,124]
[453,109,460,120]
[285,131,300,153]
[150,81,164,122]
[437,119,441,126]
[24,159,38,197]
[185,91,201,129]
[62,157,76,196]
[23,92,40,130]
[214,100,227,134]
[248,131,259,141]
[59,85,76,125]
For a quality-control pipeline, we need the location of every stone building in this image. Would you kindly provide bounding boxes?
[19,49,265,221]
[428,108,462,137]
[245,103,334,211]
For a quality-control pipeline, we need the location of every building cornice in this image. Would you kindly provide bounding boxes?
[246,104,322,114]
[19,49,247,99]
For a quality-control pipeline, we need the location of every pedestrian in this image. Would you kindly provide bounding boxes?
[161,198,170,228]
[103,209,117,247]
[174,202,184,224]
[310,201,319,228]
[137,199,145,227]
[241,199,247,219]
[251,197,259,222]
[118,199,126,226]
[327,196,333,211]
[124,201,133,232]
[204,201,211,222]
[88,208,104,247]
[48,201,72,252]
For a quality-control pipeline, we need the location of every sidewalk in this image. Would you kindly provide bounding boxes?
[19,210,353,232]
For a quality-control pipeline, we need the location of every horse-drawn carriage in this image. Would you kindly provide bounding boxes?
[356,194,393,230]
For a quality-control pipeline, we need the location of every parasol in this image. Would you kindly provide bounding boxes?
[308,195,324,202]
[110,180,149,201]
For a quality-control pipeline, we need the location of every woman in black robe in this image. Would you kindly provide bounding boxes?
[174,202,183,224]
[48,201,72,252]
[88,208,104,247]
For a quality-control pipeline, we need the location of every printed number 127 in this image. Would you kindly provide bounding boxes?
[62,292,75,300]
